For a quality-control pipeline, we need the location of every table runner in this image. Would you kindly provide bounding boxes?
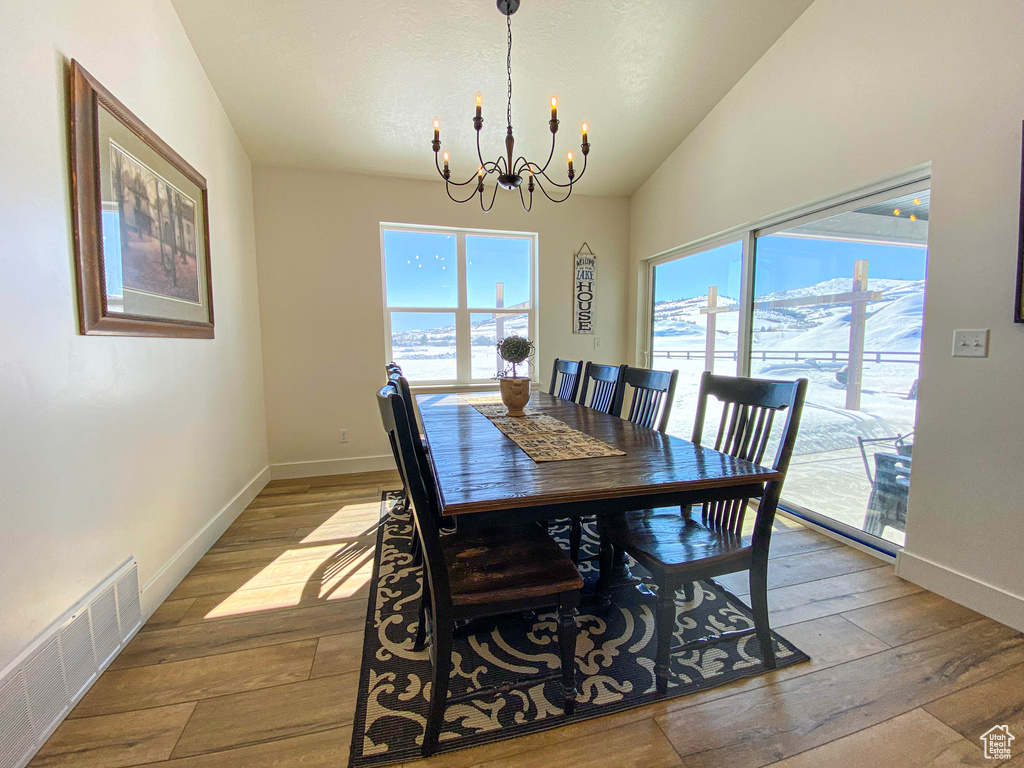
[462,395,626,462]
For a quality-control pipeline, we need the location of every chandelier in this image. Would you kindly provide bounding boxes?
[430,0,590,211]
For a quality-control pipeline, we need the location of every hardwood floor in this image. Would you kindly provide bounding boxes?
[30,470,1023,767]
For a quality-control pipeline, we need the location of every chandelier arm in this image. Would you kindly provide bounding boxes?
[536,151,586,189]
[475,129,487,168]
[445,180,481,204]
[435,153,482,186]
[446,171,484,187]
[479,181,500,213]
[482,158,503,174]
[534,129,558,176]
[518,183,533,212]
[533,174,573,204]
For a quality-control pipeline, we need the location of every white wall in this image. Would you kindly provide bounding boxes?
[0,1,269,669]
[253,167,630,476]
[629,0,1024,628]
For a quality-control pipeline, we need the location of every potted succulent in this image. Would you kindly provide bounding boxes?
[496,334,535,416]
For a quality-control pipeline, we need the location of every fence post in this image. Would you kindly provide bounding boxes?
[705,285,718,373]
[495,282,504,376]
[846,260,868,410]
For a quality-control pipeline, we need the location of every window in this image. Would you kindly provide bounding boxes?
[382,225,537,384]
[651,239,743,440]
[646,176,929,554]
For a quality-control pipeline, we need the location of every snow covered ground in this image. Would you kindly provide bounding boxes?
[652,278,922,544]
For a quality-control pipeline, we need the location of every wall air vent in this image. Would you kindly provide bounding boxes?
[0,558,141,768]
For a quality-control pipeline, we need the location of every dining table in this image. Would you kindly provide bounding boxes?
[415,390,784,599]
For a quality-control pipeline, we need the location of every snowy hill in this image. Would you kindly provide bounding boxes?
[653,278,924,354]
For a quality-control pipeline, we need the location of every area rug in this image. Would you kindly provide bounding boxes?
[349,492,809,766]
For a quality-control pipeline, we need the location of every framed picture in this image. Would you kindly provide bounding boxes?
[69,60,214,337]
[1017,120,1024,323]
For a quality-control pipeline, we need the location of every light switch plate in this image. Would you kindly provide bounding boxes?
[952,329,989,358]
[594,337,602,350]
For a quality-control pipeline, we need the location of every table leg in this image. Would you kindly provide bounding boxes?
[595,515,647,607]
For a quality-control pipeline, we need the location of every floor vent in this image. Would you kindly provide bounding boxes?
[0,558,141,768]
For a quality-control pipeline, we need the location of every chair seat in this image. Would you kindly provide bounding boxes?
[442,526,583,607]
[606,509,751,574]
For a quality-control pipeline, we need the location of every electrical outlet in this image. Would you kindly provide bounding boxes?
[593,337,602,350]
[952,329,989,358]
[339,429,349,443]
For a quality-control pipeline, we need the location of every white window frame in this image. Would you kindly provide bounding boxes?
[380,222,539,388]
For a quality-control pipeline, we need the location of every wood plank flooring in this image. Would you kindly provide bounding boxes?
[30,470,1023,768]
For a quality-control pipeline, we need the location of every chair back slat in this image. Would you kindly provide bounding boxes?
[549,358,584,401]
[578,362,622,412]
[388,372,420,438]
[611,365,679,433]
[692,371,807,538]
[376,386,452,613]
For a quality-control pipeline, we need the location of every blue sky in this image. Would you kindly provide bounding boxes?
[384,230,531,332]
[654,236,928,304]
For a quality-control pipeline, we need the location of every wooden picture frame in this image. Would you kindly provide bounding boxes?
[1017,120,1024,323]
[69,60,214,337]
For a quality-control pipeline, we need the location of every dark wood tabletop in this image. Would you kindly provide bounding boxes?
[417,391,783,519]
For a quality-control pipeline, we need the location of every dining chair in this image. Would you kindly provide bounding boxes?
[610,365,679,433]
[377,386,582,755]
[560,362,624,563]
[577,362,622,413]
[603,371,807,693]
[386,361,403,377]
[548,358,584,401]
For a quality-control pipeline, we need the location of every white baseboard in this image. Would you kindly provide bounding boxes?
[140,464,272,618]
[270,454,396,480]
[896,550,1024,633]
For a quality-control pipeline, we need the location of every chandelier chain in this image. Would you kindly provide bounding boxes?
[506,12,513,129]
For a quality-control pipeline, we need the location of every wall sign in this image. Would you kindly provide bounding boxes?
[573,243,596,334]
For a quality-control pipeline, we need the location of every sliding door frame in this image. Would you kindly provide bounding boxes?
[639,164,932,556]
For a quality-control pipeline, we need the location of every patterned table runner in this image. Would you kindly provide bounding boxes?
[462,395,626,462]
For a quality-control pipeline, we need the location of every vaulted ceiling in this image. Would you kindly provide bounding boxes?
[170,0,814,196]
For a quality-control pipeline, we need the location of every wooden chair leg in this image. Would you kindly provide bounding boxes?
[410,531,422,568]
[569,518,582,564]
[422,618,453,756]
[596,516,614,607]
[654,578,677,695]
[682,580,695,604]
[413,597,428,652]
[557,592,579,716]
[748,565,776,670]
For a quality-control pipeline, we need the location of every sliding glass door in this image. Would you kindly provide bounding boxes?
[751,188,928,547]
[650,240,742,438]
[648,180,929,552]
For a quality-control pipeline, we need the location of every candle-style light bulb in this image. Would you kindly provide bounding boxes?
[478,165,484,178]
[551,96,558,120]
[567,151,574,173]
[475,93,482,118]
[443,151,449,171]
[581,122,588,142]
[433,118,439,143]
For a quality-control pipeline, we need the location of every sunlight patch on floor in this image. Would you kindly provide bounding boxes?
[301,502,384,544]
[204,540,377,619]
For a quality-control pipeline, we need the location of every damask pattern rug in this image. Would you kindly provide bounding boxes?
[349,492,809,766]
